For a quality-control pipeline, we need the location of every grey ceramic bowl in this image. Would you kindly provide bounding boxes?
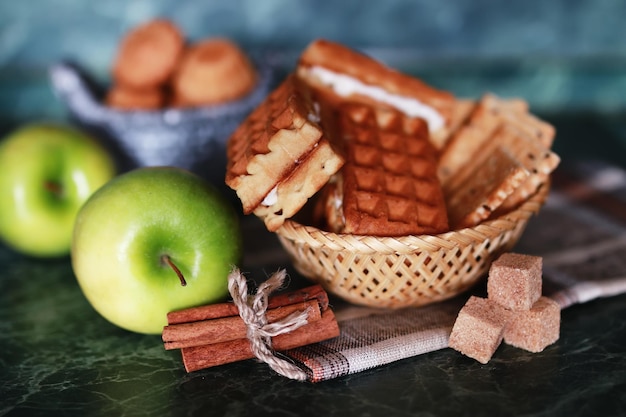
[49,59,274,189]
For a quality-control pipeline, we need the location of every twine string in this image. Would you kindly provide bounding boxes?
[228,268,309,381]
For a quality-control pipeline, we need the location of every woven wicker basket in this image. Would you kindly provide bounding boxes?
[275,184,549,309]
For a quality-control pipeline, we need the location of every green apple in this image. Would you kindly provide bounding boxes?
[71,166,242,334]
[0,123,115,257]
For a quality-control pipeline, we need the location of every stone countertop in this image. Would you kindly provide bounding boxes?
[2,220,626,417]
[1,55,626,416]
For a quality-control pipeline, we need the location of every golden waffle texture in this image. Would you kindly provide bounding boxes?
[225,76,343,220]
[324,103,449,236]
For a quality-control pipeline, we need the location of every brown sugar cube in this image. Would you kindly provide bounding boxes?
[449,296,512,364]
[504,296,560,353]
[488,253,542,311]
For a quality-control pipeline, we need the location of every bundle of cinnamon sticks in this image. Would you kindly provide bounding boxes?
[162,284,339,372]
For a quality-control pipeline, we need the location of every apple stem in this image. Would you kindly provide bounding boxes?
[161,255,187,287]
[45,180,63,196]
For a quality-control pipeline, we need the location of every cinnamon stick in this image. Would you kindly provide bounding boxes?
[163,299,322,350]
[166,284,329,325]
[181,309,340,372]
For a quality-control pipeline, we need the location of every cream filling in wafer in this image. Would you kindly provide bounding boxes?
[261,186,278,206]
[307,66,444,132]
[307,101,321,123]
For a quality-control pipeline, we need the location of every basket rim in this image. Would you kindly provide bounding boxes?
[275,181,550,254]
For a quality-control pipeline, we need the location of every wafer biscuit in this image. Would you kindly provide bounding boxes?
[446,145,530,229]
[322,102,449,236]
[253,138,344,231]
[438,94,555,185]
[430,98,475,151]
[225,75,344,216]
[314,176,343,232]
[496,130,557,212]
[297,39,455,134]
[445,121,558,190]
[492,95,555,149]
[499,97,529,113]
[438,95,514,184]
[492,125,560,213]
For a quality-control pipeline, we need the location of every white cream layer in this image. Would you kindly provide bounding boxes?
[261,186,278,206]
[307,66,444,132]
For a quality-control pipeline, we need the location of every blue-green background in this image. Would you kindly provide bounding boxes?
[2,0,625,67]
[2,0,624,165]
[0,2,624,103]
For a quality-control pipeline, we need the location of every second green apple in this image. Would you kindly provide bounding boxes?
[0,123,115,257]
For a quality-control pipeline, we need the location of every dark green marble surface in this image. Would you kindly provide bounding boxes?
[1,219,626,417]
[2,53,626,416]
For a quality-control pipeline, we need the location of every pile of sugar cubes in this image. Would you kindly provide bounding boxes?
[449,252,561,364]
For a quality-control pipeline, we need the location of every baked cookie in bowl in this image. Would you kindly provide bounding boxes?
[50,19,274,187]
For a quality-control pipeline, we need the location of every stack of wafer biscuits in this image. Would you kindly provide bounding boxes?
[225,39,558,236]
[438,94,559,228]
[225,75,345,231]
